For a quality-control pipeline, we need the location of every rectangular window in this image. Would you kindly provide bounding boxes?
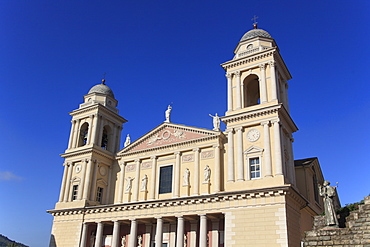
[72,185,78,201]
[96,187,104,203]
[250,157,261,179]
[159,166,173,194]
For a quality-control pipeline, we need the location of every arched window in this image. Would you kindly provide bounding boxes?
[78,123,89,147]
[101,125,111,150]
[243,75,260,107]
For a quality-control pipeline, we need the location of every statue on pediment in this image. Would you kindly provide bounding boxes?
[124,134,131,147]
[209,113,220,131]
[165,105,172,123]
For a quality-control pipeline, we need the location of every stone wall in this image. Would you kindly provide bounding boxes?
[303,196,370,247]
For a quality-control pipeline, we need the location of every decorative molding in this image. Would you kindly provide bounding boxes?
[201,150,214,160]
[48,186,305,216]
[182,154,194,163]
[221,51,274,70]
[126,164,136,172]
[141,161,152,170]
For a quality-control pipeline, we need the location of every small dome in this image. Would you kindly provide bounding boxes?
[240,28,272,42]
[88,81,115,98]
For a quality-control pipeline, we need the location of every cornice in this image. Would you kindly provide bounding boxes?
[221,48,275,70]
[48,185,298,216]
[61,146,116,161]
[69,104,127,124]
[118,135,221,158]
[221,104,280,124]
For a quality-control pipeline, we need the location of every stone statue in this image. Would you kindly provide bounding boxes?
[137,235,142,247]
[140,174,148,191]
[204,165,211,183]
[184,234,187,247]
[318,180,339,227]
[125,177,134,193]
[209,113,220,131]
[165,105,172,123]
[121,236,126,247]
[124,134,131,147]
[183,168,190,186]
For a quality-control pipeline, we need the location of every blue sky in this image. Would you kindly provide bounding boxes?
[1,1,369,246]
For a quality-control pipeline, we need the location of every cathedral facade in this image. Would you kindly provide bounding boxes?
[48,26,325,247]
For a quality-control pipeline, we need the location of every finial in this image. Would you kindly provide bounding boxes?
[251,15,259,29]
[102,72,107,84]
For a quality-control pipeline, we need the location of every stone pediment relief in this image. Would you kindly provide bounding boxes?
[119,123,218,154]
[244,145,264,155]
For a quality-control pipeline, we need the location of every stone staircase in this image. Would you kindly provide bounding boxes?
[303,196,370,247]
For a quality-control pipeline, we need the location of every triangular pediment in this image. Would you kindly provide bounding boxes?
[244,145,264,154]
[118,123,219,154]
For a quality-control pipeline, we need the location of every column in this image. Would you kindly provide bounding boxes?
[94,222,104,247]
[155,217,163,246]
[259,64,267,103]
[133,159,141,202]
[128,219,138,247]
[68,120,76,149]
[111,123,117,152]
[193,148,200,196]
[114,125,121,152]
[104,166,112,204]
[261,121,272,177]
[213,144,221,193]
[235,127,244,181]
[117,162,126,203]
[176,216,184,247]
[58,163,68,202]
[78,159,88,200]
[90,114,98,145]
[63,163,73,202]
[83,159,93,200]
[272,119,283,176]
[226,128,235,182]
[226,73,233,111]
[97,116,104,147]
[111,221,121,247]
[149,156,157,200]
[235,71,242,109]
[174,152,181,198]
[80,222,89,247]
[87,115,94,145]
[72,119,80,148]
[211,220,220,247]
[199,214,207,247]
[90,161,98,200]
[270,61,278,101]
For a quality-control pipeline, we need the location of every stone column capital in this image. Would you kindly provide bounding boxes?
[213,144,220,149]
[261,121,270,126]
[271,118,280,124]
[259,63,266,70]
[269,61,276,67]
[226,73,232,79]
[150,156,157,160]
[174,151,181,156]
[235,70,241,77]
[192,148,200,152]
[225,128,234,134]
[235,126,243,132]
[134,159,140,163]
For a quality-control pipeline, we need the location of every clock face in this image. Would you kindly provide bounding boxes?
[75,164,82,174]
[247,129,260,142]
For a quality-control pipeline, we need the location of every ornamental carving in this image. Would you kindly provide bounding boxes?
[141,161,152,170]
[126,164,136,172]
[147,129,186,145]
[201,150,214,160]
[182,154,194,163]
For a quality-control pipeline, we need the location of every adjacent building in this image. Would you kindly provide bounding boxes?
[48,25,326,247]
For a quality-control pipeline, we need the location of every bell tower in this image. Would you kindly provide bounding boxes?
[221,24,297,188]
[55,79,127,209]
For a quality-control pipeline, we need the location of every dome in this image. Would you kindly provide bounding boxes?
[88,80,115,98]
[240,28,272,42]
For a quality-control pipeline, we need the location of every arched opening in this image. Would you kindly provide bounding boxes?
[101,125,111,150]
[78,122,89,147]
[243,75,260,107]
